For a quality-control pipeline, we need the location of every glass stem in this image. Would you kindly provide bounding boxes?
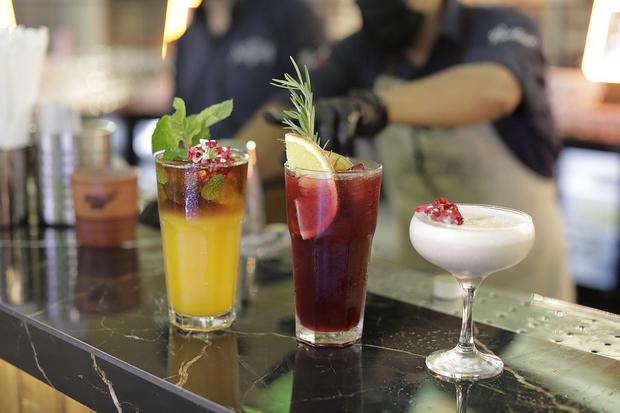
[456,278,482,354]
[455,382,471,413]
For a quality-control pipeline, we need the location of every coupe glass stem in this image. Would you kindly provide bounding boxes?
[455,277,484,353]
[455,382,472,413]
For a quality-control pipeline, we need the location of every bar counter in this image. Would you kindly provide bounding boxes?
[0,226,618,412]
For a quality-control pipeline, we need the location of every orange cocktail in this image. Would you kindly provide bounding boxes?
[155,147,248,331]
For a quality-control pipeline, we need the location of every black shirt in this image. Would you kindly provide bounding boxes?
[311,0,558,178]
[175,0,322,139]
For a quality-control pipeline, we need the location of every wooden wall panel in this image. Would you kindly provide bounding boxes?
[0,359,20,413]
[0,359,94,413]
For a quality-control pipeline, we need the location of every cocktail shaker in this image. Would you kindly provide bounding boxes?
[36,105,114,226]
[0,147,29,227]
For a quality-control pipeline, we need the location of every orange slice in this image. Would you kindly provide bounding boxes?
[285,133,338,239]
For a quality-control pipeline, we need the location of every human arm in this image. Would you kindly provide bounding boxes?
[381,9,549,128]
[377,62,522,127]
[307,64,522,153]
[240,60,521,165]
[314,9,550,153]
[310,62,522,153]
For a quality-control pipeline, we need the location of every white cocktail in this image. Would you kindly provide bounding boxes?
[410,202,534,380]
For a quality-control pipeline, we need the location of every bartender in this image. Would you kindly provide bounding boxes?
[174,0,322,139]
[253,0,574,300]
[138,0,321,227]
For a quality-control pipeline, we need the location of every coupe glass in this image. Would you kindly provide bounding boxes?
[410,204,535,380]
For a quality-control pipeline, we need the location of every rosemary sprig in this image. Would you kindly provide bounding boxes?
[270,57,319,144]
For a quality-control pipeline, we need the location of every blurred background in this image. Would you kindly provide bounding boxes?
[4,0,620,312]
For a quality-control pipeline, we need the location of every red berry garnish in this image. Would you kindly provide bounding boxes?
[415,197,464,225]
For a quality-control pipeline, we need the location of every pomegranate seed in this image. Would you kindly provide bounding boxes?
[414,197,463,225]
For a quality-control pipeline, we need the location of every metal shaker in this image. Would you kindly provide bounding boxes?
[0,147,30,227]
[36,104,114,226]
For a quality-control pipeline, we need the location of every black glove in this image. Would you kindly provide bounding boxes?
[314,89,388,155]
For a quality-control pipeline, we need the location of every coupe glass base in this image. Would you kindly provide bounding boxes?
[295,316,362,347]
[169,308,235,332]
[426,347,504,380]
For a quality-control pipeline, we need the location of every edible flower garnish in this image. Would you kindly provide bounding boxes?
[416,197,464,225]
[188,139,233,166]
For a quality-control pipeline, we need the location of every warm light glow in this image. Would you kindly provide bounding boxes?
[162,0,202,59]
[582,0,620,84]
[0,0,16,28]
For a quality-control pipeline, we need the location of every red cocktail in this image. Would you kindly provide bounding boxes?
[285,160,382,346]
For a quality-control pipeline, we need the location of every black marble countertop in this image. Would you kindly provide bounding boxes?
[0,226,619,413]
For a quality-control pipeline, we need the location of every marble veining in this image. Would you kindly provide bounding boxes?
[362,343,426,358]
[23,321,54,388]
[91,353,123,413]
[240,362,279,404]
[502,365,581,413]
[175,343,210,388]
[475,338,583,413]
[0,227,617,412]
[99,316,165,343]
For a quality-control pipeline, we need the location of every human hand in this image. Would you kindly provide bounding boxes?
[315,89,387,155]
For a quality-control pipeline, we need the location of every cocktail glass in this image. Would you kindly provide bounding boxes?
[285,160,382,346]
[155,148,248,332]
[410,204,535,380]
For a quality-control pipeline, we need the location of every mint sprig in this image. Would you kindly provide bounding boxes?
[201,174,225,201]
[151,97,233,161]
